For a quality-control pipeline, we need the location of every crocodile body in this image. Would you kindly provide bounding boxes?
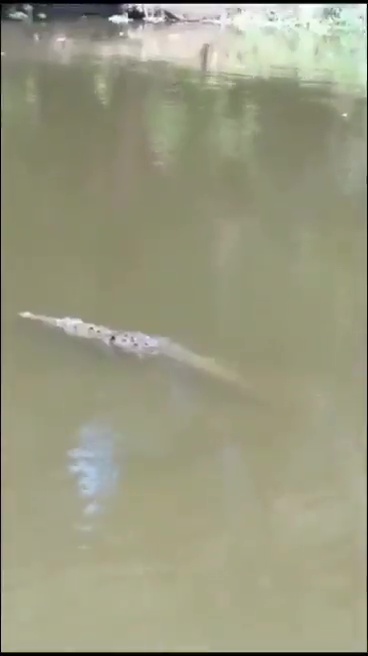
[19,311,251,393]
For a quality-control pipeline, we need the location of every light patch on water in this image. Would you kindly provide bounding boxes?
[67,421,121,532]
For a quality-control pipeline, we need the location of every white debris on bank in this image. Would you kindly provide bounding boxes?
[108,4,181,25]
[108,14,131,25]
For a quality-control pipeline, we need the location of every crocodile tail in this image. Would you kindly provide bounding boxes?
[168,345,251,394]
[192,355,251,392]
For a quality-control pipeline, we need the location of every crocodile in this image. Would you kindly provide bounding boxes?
[19,311,254,395]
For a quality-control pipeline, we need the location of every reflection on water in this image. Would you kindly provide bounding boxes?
[1,19,366,653]
[68,421,121,533]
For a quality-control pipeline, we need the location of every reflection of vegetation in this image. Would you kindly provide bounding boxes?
[2,72,37,124]
[3,53,365,200]
[92,63,113,107]
[2,53,365,378]
[211,97,259,162]
[143,72,262,170]
[214,27,366,88]
[146,89,188,167]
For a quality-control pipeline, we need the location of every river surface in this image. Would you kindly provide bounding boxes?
[1,20,367,652]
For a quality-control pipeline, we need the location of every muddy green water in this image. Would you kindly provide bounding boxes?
[1,21,366,652]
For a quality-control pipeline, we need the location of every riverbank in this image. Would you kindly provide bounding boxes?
[2,3,367,27]
[1,16,366,92]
